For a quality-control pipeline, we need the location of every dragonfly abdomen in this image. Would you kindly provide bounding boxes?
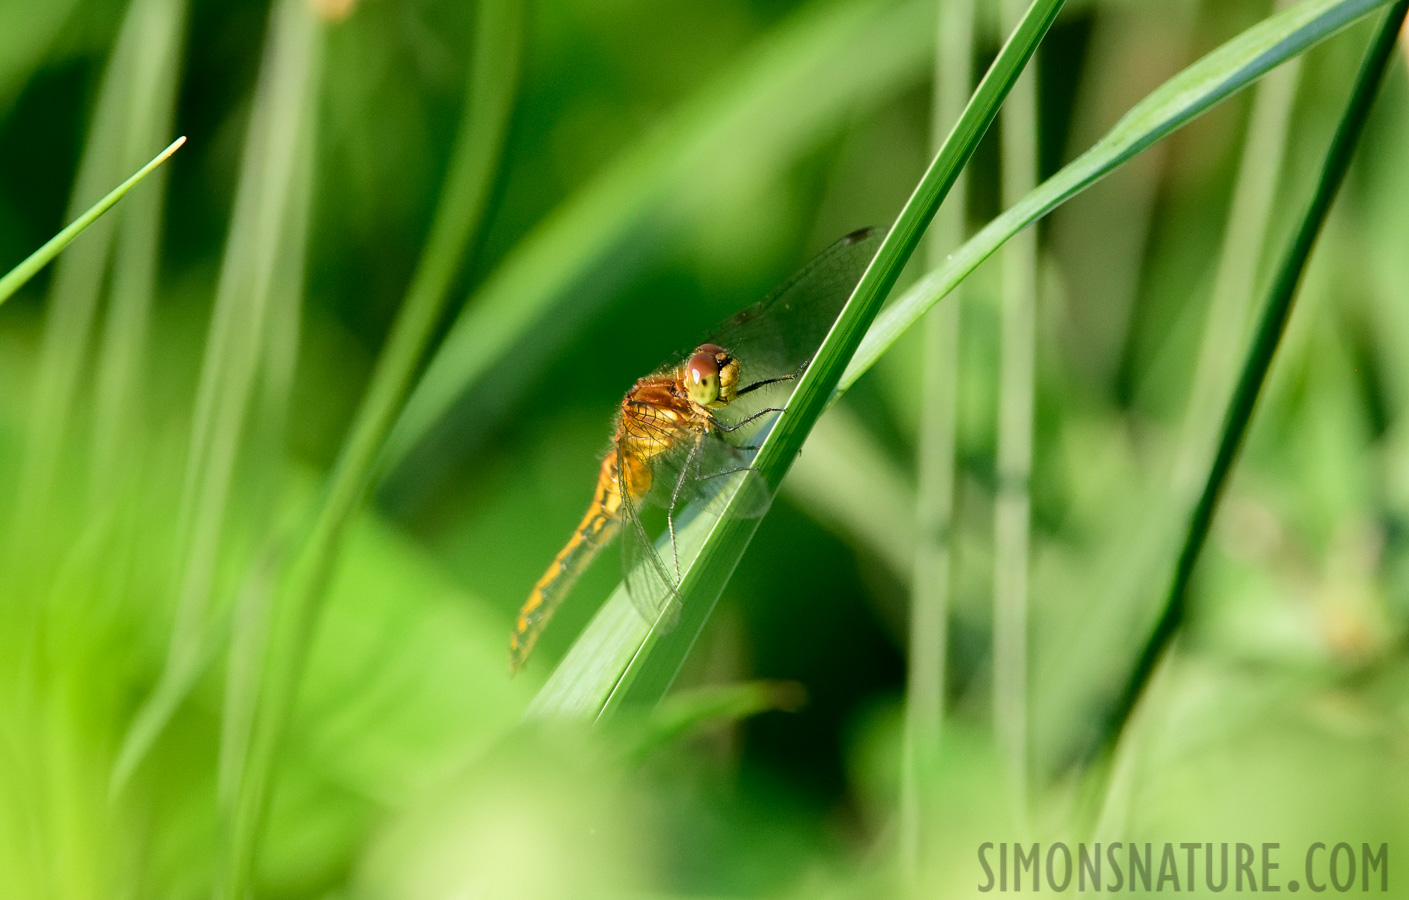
[510,450,649,671]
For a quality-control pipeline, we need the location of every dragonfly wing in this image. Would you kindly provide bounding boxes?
[706,227,883,386]
[692,432,772,520]
[701,227,884,448]
[617,435,683,630]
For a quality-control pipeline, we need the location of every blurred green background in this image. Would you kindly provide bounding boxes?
[1,0,1408,897]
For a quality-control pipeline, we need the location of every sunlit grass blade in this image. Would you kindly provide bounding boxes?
[1098,0,1409,759]
[0,135,184,309]
[529,0,1067,721]
[110,0,322,796]
[213,1,524,895]
[381,0,938,473]
[901,0,973,877]
[838,0,1397,398]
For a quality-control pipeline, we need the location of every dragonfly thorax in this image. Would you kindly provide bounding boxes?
[682,343,739,409]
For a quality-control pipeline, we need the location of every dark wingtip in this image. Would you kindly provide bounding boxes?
[841,225,883,244]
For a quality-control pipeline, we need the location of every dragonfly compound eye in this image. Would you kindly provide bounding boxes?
[685,349,723,405]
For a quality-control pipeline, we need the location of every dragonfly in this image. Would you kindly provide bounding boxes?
[510,227,884,671]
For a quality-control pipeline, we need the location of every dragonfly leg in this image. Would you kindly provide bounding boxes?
[710,406,783,433]
[696,463,753,481]
[734,359,809,398]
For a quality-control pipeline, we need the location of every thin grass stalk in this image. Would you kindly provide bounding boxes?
[602,0,1066,715]
[0,138,184,309]
[213,2,523,893]
[901,0,973,879]
[1173,0,1303,498]
[1100,0,1409,760]
[993,0,1040,820]
[109,0,323,795]
[89,0,188,500]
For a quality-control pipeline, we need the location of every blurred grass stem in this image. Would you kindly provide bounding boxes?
[901,0,973,878]
[993,0,1040,821]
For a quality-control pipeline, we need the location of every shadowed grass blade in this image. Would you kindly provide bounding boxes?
[992,0,1042,819]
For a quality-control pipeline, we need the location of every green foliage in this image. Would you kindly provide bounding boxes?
[2,0,1408,898]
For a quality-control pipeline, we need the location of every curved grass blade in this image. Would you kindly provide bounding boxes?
[381,0,937,474]
[1098,0,1409,761]
[837,0,1397,399]
[0,136,185,308]
[529,0,1067,720]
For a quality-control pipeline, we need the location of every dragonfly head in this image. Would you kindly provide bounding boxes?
[684,343,739,408]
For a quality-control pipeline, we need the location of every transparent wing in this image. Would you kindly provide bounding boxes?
[691,431,772,521]
[618,434,683,631]
[618,429,775,630]
[705,227,883,440]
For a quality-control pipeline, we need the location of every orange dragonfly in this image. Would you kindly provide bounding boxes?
[510,227,883,670]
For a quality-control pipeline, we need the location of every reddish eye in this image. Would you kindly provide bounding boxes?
[686,350,722,404]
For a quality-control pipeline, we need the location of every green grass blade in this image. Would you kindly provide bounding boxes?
[381,0,938,472]
[837,0,1397,398]
[529,0,1067,721]
[992,0,1041,818]
[213,1,525,894]
[901,0,973,877]
[1099,0,1409,758]
[0,138,183,309]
